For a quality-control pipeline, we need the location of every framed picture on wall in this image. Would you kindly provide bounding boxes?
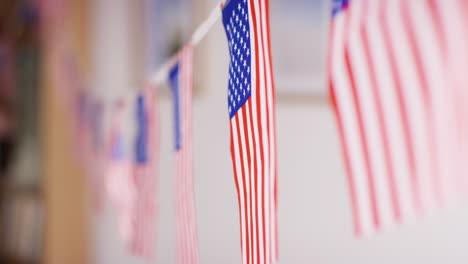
[271,0,329,97]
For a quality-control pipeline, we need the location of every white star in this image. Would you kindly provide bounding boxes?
[238,3,241,10]
[243,60,247,67]
[247,66,250,73]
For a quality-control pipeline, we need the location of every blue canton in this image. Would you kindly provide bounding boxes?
[222,0,252,119]
[135,94,148,164]
[332,0,350,16]
[169,62,182,151]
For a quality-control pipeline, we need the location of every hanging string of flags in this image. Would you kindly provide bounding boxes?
[57,0,468,263]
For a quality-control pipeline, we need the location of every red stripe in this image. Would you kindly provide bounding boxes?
[264,0,278,257]
[242,99,259,261]
[235,114,251,264]
[401,1,442,205]
[343,47,380,230]
[259,0,275,261]
[249,1,267,263]
[230,124,245,256]
[240,100,256,264]
[255,0,269,262]
[329,82,362,235]
[380,3,420,216]
[426,0,446,59]
[327,19,361,236]
[342,2,380,229]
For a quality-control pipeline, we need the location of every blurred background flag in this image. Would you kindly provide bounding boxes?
[168,45,199,264]
[130,89,159,259]
[105,100,135,243]
[222,0,278,263]
[328,0,468,237]
[89,101,106,212]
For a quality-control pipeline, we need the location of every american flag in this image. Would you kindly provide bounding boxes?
[328,0,468,236]
[169,45,199,264]
[105,101,135,242]
[130,88,159,259]
[222,0,278,263]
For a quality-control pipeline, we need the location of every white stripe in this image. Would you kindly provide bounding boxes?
[408,0,457,205]
[186,48,198,263]
[347,0,395,229]
[386,0,435,213]
[250,0,268,263]
[257,0,276,261]
[231,120,248,264]
[187,47,199,263]
[366,0,414,224]
[331,12,374,235]
[436,0,468,202]
[246,97,263,264]
[245,2,263,263]
[236,109,253,264]
[182,49,192,263]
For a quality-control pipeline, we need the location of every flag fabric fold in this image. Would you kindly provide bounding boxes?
[169,45,200,264]
[222,0,278,263]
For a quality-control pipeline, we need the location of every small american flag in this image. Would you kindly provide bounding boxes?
[328,0,467,236]
[169,45,199,264]
[130,88,159,259]
[222,0,278,263]
[105,101,135,242]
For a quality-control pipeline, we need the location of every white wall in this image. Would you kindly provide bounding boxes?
[90,1,468,263]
